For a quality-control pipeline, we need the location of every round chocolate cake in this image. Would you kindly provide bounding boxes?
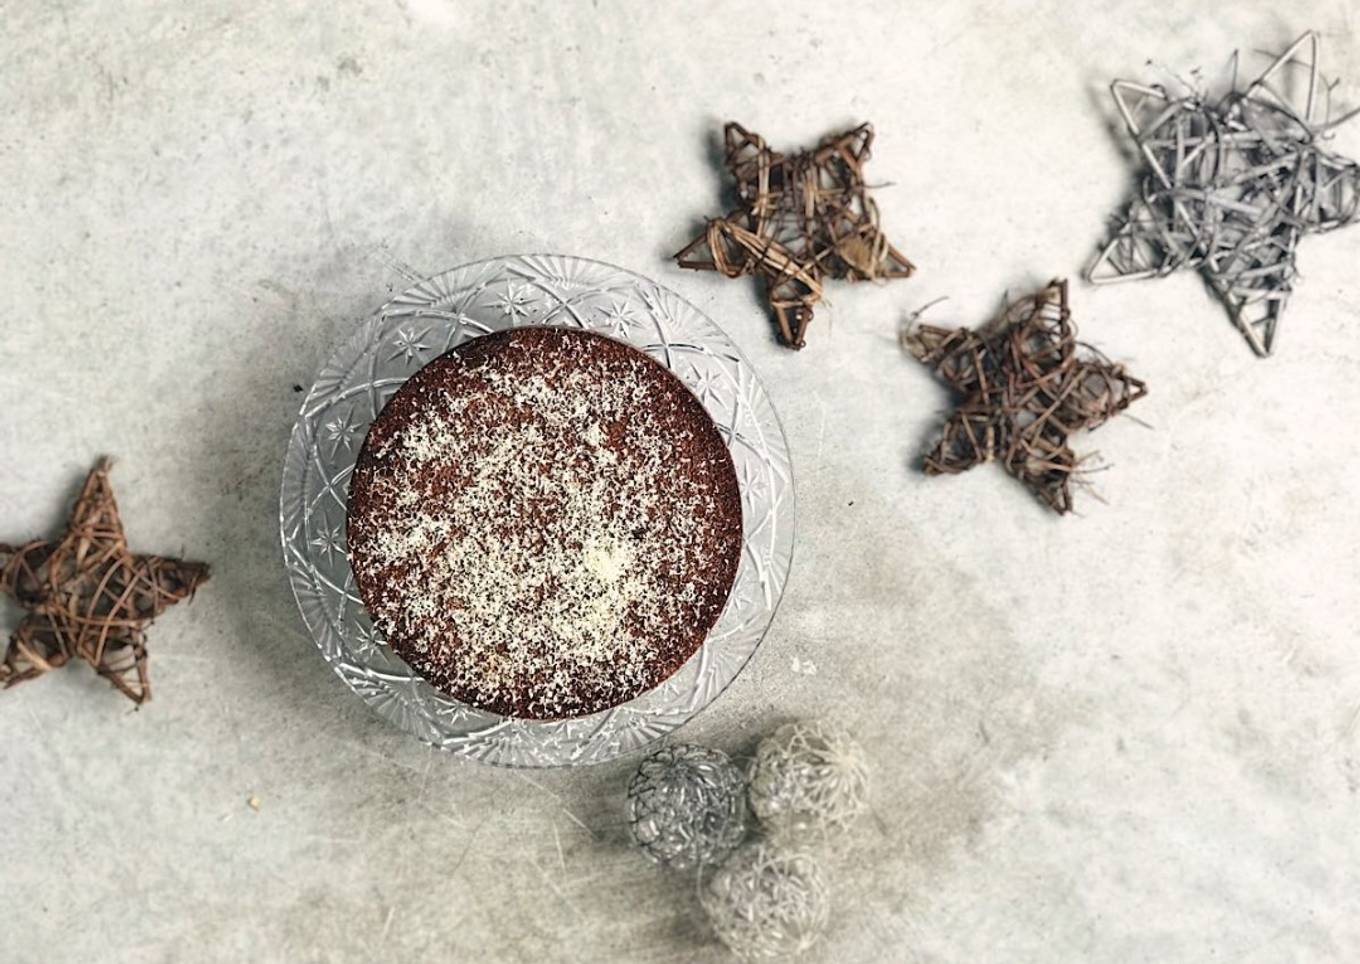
[346,326,743,720]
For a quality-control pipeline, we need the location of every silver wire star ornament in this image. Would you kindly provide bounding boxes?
[1087,32,1360,356]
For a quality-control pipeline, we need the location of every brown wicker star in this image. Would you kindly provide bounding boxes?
[903,280,1147,514]
[0,458,209,704]
[675,122,914,349]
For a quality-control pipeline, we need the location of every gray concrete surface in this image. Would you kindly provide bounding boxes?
[3,2,1360,961]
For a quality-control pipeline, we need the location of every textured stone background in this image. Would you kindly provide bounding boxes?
[3,2,1359,961]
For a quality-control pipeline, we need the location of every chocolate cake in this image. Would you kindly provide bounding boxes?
[346,326,743,720]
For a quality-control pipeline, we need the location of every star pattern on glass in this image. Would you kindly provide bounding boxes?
[352,618,385,658]
[737,461,767,503]
[685,364,728,406]
[308,520,346,563]
[432,698,477,727]
[493,283,535,319]
[387,325,431,364]
[597,298,637,337]
[321,407,360,457]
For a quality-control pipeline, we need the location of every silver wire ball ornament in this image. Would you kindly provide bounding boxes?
[747,720,870,843]
[700,841,831,961]
[627,743,748,870]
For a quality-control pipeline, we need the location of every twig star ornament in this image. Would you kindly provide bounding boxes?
[904,280,1147,514]
[676,122,914,349]
[0,459,209,704]
[1088,32,1360,356]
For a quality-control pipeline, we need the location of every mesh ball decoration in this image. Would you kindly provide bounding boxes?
[627,743,748,870]
[699,841,830,961]
[747,719,869,843]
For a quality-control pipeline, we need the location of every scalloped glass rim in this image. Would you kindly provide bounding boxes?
[279,254,795,767]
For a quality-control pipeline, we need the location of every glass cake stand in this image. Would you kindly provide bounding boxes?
[279,255,795,767]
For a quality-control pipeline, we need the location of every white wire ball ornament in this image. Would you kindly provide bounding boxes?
[747,720,870,843]
[699,841,831,961]
[627,743,749,870]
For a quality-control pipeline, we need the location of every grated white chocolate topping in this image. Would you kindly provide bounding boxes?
[346,328,742,719]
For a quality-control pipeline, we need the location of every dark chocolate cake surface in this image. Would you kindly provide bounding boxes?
[346,326,743,720]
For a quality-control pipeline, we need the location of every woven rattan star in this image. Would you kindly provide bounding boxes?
[1087,32,1360,356]
[0,458,209,704]
[676,122,914,349]
[904,280,1147,514]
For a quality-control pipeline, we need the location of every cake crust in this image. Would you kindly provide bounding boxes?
[346,326,743,720]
